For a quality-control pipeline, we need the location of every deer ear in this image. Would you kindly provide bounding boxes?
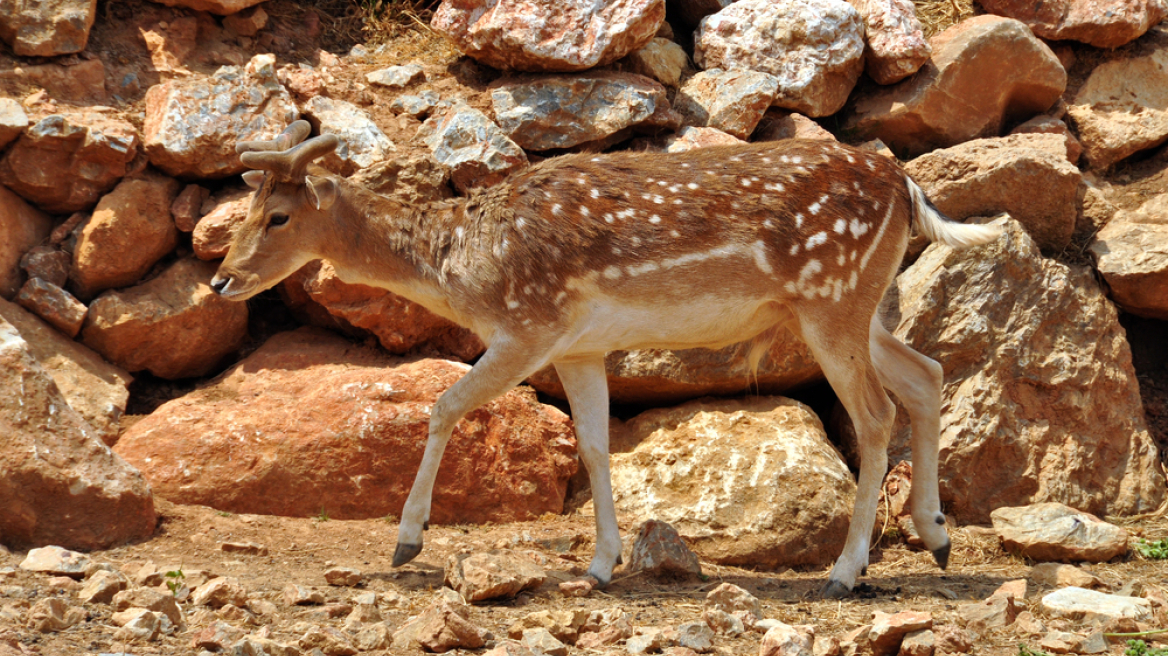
[242,170,265,189]
[305,175,338,211]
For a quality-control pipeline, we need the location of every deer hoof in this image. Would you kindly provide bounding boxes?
[392,541,423,567]
[820,579,852,599]
[932,540,951,570]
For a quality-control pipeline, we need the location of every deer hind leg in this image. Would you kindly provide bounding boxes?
[795,309,896,598]
[554,357,623,585]
[868,317,951,567]
[393,337,549,567]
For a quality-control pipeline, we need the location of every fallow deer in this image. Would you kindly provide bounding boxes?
[212,120,1001,597]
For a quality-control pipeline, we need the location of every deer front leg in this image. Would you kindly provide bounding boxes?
[554,358,623,585]
[394,340,546,567]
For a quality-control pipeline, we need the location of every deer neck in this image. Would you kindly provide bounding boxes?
[319,179,469,323]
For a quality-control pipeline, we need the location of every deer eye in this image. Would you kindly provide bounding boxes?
[268,213,289,227]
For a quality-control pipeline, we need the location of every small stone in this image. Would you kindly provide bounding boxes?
[111,588,182,626]
[25,598,85,633]
[220,542,268,556]
[171,184,209,232]
[990,579,1028,600]
[992,503,1129,562]
[342,603,382,632]
[705,582,762,628]
[389,90,440,117]
[933,625,972,653]
[191,576,248,608]
[673,68,778,139]
[1014,611,1046,635]
[627,519,702,578]
[324,567,363,587]
[15,278,87,338]
[392,599,486,652]
[1029,563,1103,589]
[759,621,814,656]
[192,620,246,651]
[18,245,70,288]
[704,608,745,636]
[366,64,425,88]
[898,629,934,656]
[444,550,545,602]
[112,608,163,642]
[677,621,715,653]
[1040,587,1152,623]
[958,596,1020,631]
[869,611,932,656]
[19,546,92,579]
[626,37,688,87]
[299,625,358,656]
[559,577,596,597]
[522,628,568,656]
[508,609,589,643]
[78,569,129,604]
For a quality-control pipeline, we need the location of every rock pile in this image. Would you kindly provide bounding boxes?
[1,0,1166,611]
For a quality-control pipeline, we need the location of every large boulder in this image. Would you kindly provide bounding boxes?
[1065,31,1168,170]
[490,71,678,151]
[143,54,298,179]
[845,15,1066,157]
[0,298,131,447]
[431,0,665,72]
[0,0,98,56]
[0,184,54,299]
[977,0,1166,47]
[114,328,578,523]
[903,134,1082,254]
[607,397,854,568]
[0,315,155,551]
[301,97,395,176]
[418,102,528,193]
[694,0,865,117]
[0,112,141,214]
[848,0,931,84]
[1089,194,1168,320]
[70,172,181,299]
[529,335,822,406]
[81,257,249,380]
[854,218,1165,523]
[672,69,779,140]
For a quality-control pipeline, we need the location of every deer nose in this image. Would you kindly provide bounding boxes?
[210,276,230,295]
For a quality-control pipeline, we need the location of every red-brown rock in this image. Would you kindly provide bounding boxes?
[71,172,180,299]
[282,261,485,362]
[0,297,131,447]
[978,0,1165,47]
[0,313,155,551]
[0,184,54,299]
[16,278,87,338]
[114,328,578,522]
[192,186,250,260]
[81,257,248,379]
[845,15,1066,157]
[0,111,141,214]
[432,0,664,72]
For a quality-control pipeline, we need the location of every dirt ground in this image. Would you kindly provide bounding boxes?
[3,2,1168,655]
[3,500,1168,656]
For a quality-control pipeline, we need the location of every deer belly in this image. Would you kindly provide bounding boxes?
[563,297,786,355]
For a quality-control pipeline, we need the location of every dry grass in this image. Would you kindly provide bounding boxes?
[353,0,441,45]
[914,0,979,37]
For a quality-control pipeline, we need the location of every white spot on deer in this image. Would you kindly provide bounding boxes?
[670,230,681,238]
[806,231,828,249]
[604,266,622,279]
[808,201,822,215]
[455,226,464,239]
[669,184,682,193]
[849,219,870,238]
[832,279,844,302]
[750,240,773,274]
[833,219,847,234]
[686,182,699,190]
[846,153,856,164]
[848,270,858,290]
[791,156,803,164]
[789,243,800,256]
[741,178,753,187]
[764,219,775,229]
[796,259,823,299]
[507,299,520,309]
[604,213,615,224]
[850,250,858,262]
[785,281,797,294]
[628,261,660,276]
[866,158,876,170]
[552,203,563,216]
[837,253,846,266]
[516,217,527,229]
[581,206,591,217]
[554,291,568,305]
[591,188,600,199]
[794,212,805,228]
[681,162,691,168]
[653,195,665,204]
[657,180,668,187]
[764,182,785,192]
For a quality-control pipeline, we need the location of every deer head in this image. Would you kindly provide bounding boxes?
[211,120,343,300]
